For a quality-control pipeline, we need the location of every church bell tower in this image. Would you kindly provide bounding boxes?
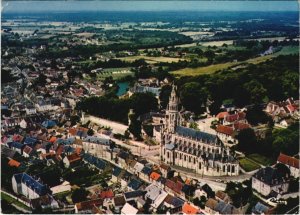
[166,84,180,133]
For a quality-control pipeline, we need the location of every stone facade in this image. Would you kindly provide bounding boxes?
[157,85,239,176]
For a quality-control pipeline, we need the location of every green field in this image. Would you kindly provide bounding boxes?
[239,158,260,172]
[172,45,298,76]
[117,56,183,64]
[1,192,31,211]
[247,154,274,166]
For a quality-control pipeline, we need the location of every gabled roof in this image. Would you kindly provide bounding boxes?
[175,126,218,143]
[75,198,103,211]
[113,195,126,206]
[141,166,152,175]
[128,178,142,191]
[83,153,106,170]
[124,190,146,199]
[66,153,81,163]
[277,153,299,169]
[165,179,183,194]
[13,173,50,196]
[99,189,114,199]
[8,141,23,149]
[253,166,289,186]
[252,202,270,214]
[216,125,234,136]
[233,122,250,130]
[8,159,21,167]
[150,172,161,181]
[121,203,138,215]
[216,112,229,119]
[112,166,122,177]
[182,202,199,215]
[134,162,144,172]
[23,137,37,145]
[23,145,33,155]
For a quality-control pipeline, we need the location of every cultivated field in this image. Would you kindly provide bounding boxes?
[172,45,298,76]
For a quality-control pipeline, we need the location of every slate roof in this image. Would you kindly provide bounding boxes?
[175,126,218,143]
[252,202,270,214]
[83,136,110,145]
[141,166,152,176]
[128,178,142,191]
[118,151,129,160]
[42,120,56,128]
[112,166,122,177]
[253,166,288,186]
[165,143,175,150]
[83,153,107,170]
[8,141,23,149]
[13,173,50,196]
[24,137,37,145]
[124,190,147,199]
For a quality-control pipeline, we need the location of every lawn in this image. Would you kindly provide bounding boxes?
[239,158,260,172]
[1,192,31,210]
[91,67,134,80]
[171,45,298,77]
[247,154,274,166]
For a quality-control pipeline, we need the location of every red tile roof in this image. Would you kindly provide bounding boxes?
[75,198,103,211]
[277,153,299,169]
[23,145,33,154]
[165,179,183,194]
[225,112,246,122]
[182,202,199,215]
[216,112,229,119]
[49,136,57,143]
[67,153,82,163]
[150,172,161,181]
[69,128,77,136]
[216,125,234,136]
[8,159,21,167]
[99,189,114,199]
[233,122,250,130]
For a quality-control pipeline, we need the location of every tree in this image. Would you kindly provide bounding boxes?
[246,105,271,125]
[236,128,257,154]
[128,112,142,140]
[180,82,208,114]
[130,92,158,116]
[71,188,88,203]
[243,80,267,104]
[159,85,172,109]
[87,128,94,136]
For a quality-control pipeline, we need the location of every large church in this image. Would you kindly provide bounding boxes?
[154,85,240,176]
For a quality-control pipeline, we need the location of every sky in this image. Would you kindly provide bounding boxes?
[2,1,299,13]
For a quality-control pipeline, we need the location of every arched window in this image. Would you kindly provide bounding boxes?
[167,152,170,158]
[232,165,235,173]
[189,157,191,162]
[199,162,201,169]
[180,153,182,160]
[193,158,196,164]
[184,155,186,161]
